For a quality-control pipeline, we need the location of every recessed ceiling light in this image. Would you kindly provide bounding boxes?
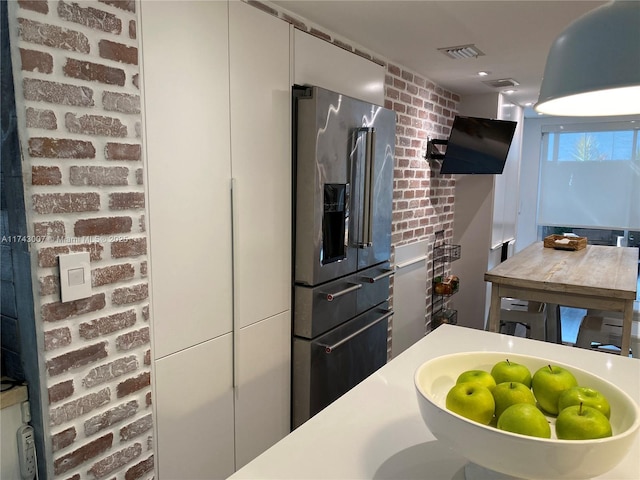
[503,89,516,94]
[478,71,491,76]
[525,102,533,107]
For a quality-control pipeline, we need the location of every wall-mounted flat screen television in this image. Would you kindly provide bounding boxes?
[439,116,517,174]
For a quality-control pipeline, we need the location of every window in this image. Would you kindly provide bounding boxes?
[537,121,640,230]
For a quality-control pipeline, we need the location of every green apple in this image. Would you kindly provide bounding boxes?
[446,383,495,425]
[531,365,578,415]
[497,403,551,438]
[555,403,612,440]
[456,369,497,391]
[492,381,537,419]
[491,359,532,388]
[558,386,611,419]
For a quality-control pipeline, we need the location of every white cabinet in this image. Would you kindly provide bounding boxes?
[229,0,291,330]
[293,29,385,105]
[235,311,291,468]
[391,240,428,358]
[141,1,291,477]
[154,335,235,480]
[229,0,292,467]
[492,96,523,249]
[140,0,233,360]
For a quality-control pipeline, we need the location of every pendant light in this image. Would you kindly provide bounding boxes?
[534,1,640,116]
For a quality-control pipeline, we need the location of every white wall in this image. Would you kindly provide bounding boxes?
[451,174,494,330]
[451,94,496,329]
[451,93,524,330]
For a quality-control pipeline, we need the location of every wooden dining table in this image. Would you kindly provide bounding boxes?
[485,241,639,356]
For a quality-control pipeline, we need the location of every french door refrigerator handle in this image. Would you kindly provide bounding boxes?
[318,309,394,353]
[361,127,375,248]
[364,127,375,247]
[321,282,362,301]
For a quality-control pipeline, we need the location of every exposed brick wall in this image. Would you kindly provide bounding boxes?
[8,1,153,479]
[384,65,458,331]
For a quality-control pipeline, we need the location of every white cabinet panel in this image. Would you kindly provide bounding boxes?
[154,335,235,479]
[391,240,428,358]
[144,4,293,477]
[293,30,385,105]
[229,1,291,329]
[234,311,291,469]
[1,400,24,479]
[496,100,523,245]
[140,0,233,358]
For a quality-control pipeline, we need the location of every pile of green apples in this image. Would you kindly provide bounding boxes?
[445,359,613,440]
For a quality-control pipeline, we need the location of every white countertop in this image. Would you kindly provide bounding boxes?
[229,325,640,480]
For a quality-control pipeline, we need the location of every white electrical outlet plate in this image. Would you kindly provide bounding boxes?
[17,425,36,480]
[59,252,92,302]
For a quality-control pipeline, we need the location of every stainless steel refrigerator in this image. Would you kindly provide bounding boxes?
[292,85,395,428]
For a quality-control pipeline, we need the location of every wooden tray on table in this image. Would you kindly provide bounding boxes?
[543,234,587,251]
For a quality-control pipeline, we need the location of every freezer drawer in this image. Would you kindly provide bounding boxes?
[355,262,393,313]
[294,275,358,339]
[294,262,392,339]
[292,303,391,428]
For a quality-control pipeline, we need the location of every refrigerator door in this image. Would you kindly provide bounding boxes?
[294,86,395,286]
[350,114,395,271]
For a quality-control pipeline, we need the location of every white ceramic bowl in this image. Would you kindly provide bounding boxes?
[414,352,640,480]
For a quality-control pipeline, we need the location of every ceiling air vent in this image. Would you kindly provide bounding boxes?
[482,78,520,89]
[437,44,485,59]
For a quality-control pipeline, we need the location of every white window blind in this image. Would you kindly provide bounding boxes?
[537,121,640,230]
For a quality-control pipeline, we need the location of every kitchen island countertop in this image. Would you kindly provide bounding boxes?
[229,325,640,480]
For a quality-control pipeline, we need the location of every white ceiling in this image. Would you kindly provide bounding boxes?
[272,0,607,110]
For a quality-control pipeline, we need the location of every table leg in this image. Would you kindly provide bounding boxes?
[545,304,560,344]
[488,284,501,332]
[621,299,633,357]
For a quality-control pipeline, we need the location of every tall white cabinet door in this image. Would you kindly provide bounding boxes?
[229,1,291,330]
[154,335,235,479]
[495,99,523,246]
[140,0,233,358]
[234,311,291,468]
